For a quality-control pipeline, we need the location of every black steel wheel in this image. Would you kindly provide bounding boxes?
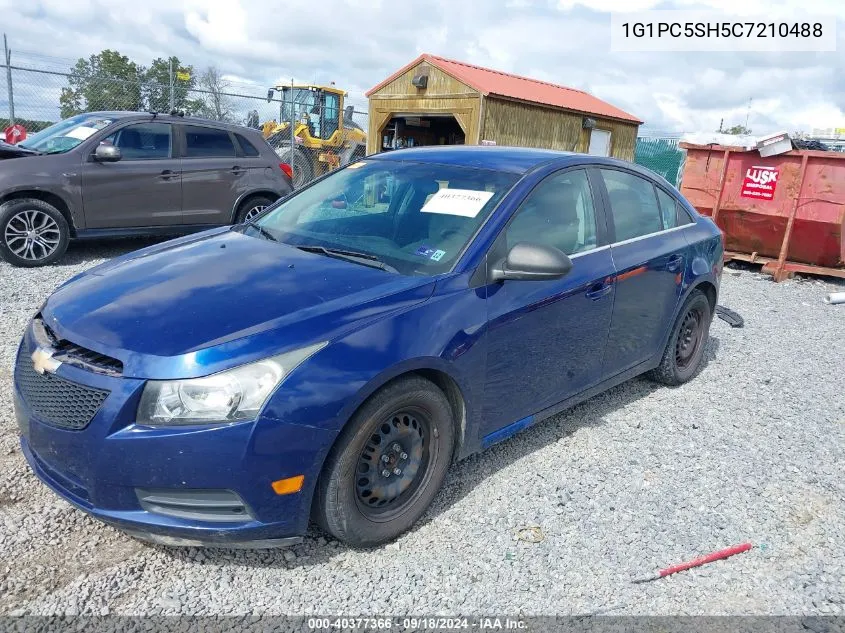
[314,376,455,548]
[0,198,70,267]
[354,408,434,521]
[675,306,705,369]
[649,289,712,386]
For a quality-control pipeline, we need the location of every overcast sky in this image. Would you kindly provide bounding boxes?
[3,0,843,133]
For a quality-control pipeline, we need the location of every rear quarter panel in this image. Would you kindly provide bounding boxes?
[679,211,724,315]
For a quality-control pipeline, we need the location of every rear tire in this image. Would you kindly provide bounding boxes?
[313,376,455,548]
[235,195,276,224]
[0,199,70,268]
[648,289,712,386]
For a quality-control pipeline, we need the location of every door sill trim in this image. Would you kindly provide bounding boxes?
[74,224,223,240]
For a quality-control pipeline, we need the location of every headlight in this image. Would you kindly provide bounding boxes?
[137,342,326,426]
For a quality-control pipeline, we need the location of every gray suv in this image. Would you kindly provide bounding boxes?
[0,111,293,267]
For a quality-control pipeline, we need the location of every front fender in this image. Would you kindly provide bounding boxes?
[262,272,487,459]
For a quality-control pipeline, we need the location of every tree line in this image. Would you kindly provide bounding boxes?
[59,50,238,122]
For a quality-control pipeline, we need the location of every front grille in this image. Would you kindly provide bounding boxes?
[15,345,110,430]
[33,317,123,376]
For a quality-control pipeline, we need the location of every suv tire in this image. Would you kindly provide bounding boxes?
[0,198,70,267]
[235,195,277,224]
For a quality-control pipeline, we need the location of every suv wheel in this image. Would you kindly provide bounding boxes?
[0,199,70,267]
[313,376,455,548]
[235,195,276,224]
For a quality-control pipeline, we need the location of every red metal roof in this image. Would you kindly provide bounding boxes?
[366,54,642,124]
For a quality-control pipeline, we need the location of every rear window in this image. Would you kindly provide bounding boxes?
[235,134,261,157]
[184,125,236,158]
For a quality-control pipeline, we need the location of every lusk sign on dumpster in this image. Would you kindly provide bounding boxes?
[741,166,779,200]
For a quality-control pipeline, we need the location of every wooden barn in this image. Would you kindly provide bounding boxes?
[365,54,642,160]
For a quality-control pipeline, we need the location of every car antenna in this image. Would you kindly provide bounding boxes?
[149,110,158,118]
[169,109,185,117]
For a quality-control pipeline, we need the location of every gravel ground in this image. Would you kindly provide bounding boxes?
[0,240,843,617]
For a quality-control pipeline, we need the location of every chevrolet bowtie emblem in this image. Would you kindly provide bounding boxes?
[32,347,61,375]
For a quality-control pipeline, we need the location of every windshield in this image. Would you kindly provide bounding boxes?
[248,159,518,276]
[18,114,115,154]
[281,88,318,122]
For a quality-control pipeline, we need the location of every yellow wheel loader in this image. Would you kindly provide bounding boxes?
[262,84,367,189]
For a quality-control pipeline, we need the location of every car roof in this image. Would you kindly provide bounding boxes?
[368,145,653,177]
[80,111,255,133]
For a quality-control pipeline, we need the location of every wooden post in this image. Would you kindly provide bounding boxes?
[773,153,809,282]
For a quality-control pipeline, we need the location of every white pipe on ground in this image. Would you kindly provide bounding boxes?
[823,292,845,305]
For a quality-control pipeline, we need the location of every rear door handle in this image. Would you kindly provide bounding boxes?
[667,255,684,272]
[585,282,613,300]
[231,165,246,175]
[159,169,179,180]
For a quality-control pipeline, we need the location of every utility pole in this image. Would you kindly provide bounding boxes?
[168,58,175,112]
[718,118,724,133]
[4,34,14,125]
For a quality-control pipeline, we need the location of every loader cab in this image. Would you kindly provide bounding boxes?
[279,85,344,142]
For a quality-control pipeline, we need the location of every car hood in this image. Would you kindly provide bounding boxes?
[0,141,40,159]
[41,229,435,379]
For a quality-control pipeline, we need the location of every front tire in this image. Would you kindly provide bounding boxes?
[313,376,455,548]
[648,289,712,386]
[0,199,70,267]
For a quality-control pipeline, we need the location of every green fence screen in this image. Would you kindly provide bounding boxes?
[634,137,685,187]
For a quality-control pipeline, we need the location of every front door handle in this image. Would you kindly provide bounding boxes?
[585,282,613,300]
[159,169,179,180]
[667,255,683,272]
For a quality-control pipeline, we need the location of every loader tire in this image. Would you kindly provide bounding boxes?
[274,144,313,189]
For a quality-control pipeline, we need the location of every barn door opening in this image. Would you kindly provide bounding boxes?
[379,115,465,152]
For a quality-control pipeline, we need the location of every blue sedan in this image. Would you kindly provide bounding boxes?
[13,146,723,548]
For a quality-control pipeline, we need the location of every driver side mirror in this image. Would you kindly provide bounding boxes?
[94,144,122,162]
[490,242,573,282]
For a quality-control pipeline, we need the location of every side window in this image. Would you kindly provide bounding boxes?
[235,134,260,157]
[505,169,598,256]
[600,169,663,242]
[676,203,694,226]
[655,187,679,229]
[184,125,236,158]
[103,123,172,160]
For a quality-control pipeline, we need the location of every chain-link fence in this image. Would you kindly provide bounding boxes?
[0,45,369,188]
[634,135,686,187]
